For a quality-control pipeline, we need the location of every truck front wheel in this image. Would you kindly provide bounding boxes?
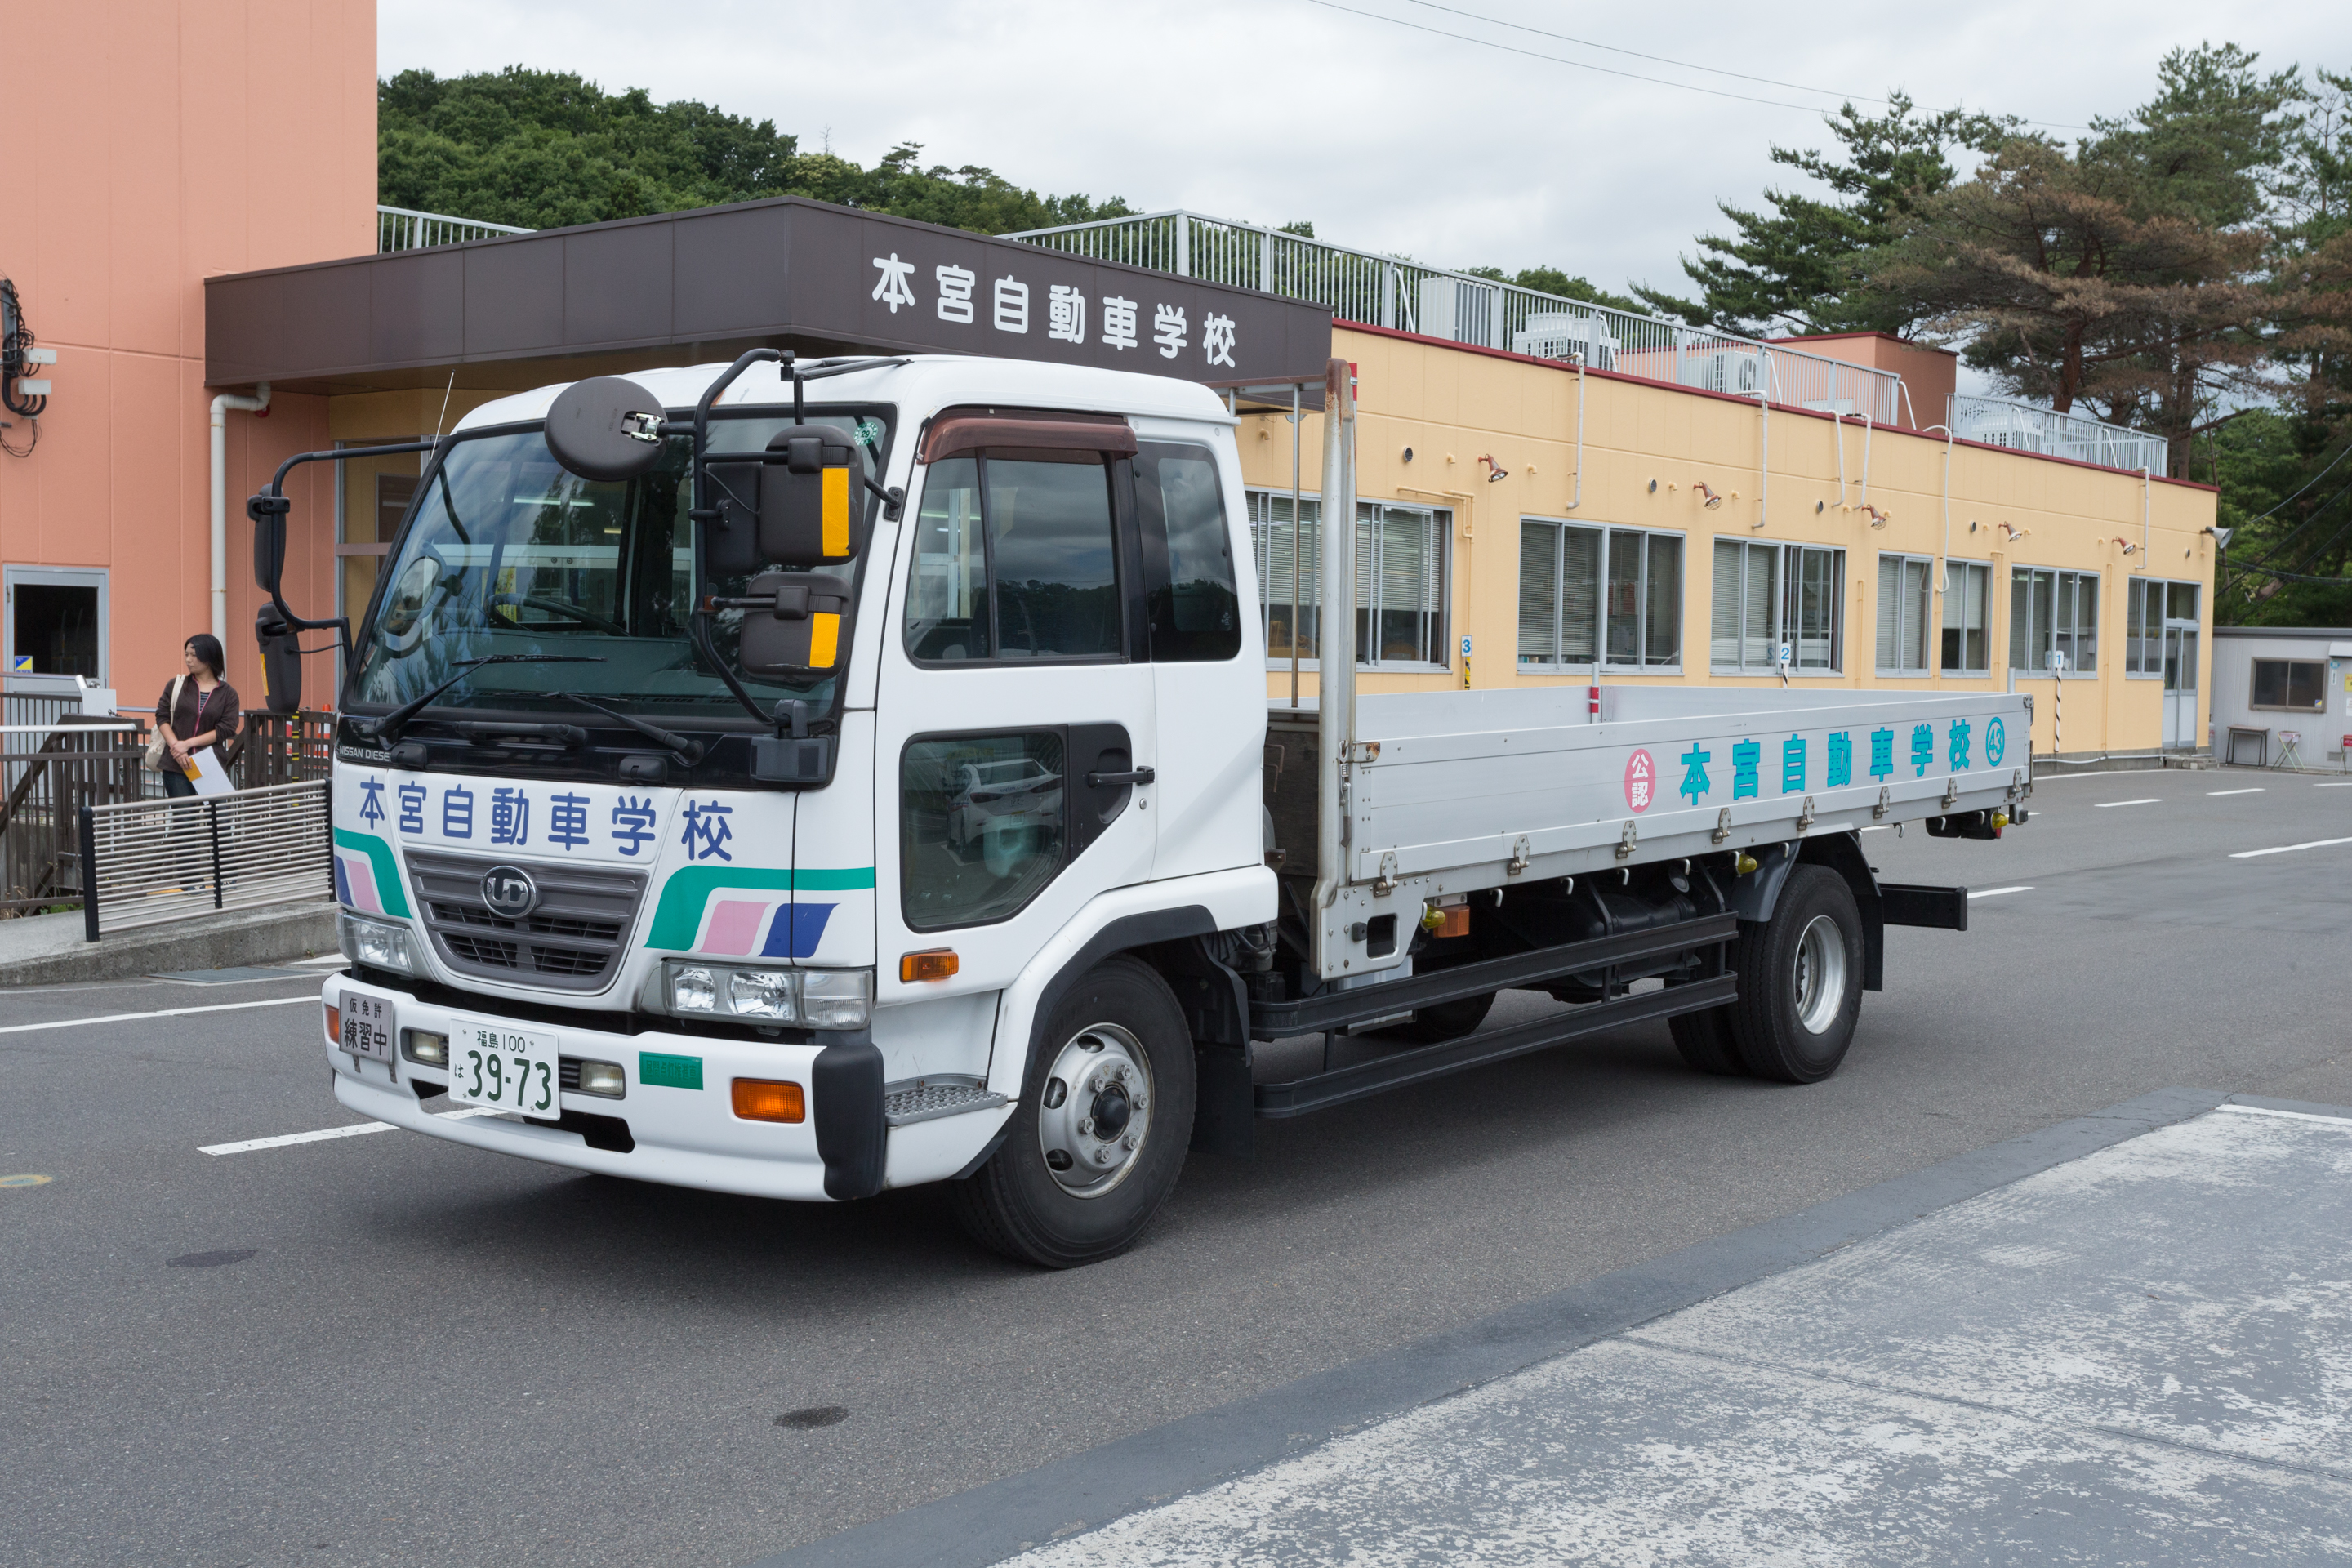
[1728,865,1863,1084]
[948,957,1196,1268]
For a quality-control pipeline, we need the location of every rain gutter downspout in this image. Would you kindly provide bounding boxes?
[209,383,271,644]
[1566,355,1585,510]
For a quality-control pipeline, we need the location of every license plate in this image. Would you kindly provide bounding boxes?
[445,1019,562,1118]
[340,993,393,1061]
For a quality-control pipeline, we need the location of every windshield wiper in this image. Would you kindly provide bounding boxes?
[545,691,708,765]
[359,654,608,743]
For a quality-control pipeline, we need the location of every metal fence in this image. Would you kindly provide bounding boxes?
[1001,209,1904,424]
[378,204,533,252]
[81,780,332,937]
[1949,394,2167,474]
[0,720,152,914]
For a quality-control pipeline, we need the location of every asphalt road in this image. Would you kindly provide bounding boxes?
[4,765,2350,1567]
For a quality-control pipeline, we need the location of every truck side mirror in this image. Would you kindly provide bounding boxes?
[249,492,291,595]
[544,376,668,482]
[755,427,864,565]
[737,572,853,679]
[255,605,302,714]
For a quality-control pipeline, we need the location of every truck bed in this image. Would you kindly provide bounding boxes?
[1267,684,2030,982]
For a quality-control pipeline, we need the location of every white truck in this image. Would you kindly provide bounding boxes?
[248,353,2030,1268]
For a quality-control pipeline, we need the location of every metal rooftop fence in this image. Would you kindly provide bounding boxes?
[1002,209,1906,425]
[378,205,534,252]
[1948,394,2169,474]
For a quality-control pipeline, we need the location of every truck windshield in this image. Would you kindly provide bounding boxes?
[347,408,890,722]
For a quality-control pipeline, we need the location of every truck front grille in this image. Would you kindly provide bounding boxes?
[406,849,648,994]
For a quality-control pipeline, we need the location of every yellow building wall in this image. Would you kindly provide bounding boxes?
[1239,327,2220,759]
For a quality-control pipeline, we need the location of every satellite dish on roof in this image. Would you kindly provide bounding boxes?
[543,376,668,482]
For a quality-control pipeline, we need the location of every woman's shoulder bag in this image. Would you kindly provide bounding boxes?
[144,675,185,773]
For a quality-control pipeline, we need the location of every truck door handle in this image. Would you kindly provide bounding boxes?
[1086,767,1156,788]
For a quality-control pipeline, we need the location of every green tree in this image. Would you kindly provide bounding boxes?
[379,69,1133,235]
[1633,94,2012,337]
[1462,265,1642,315]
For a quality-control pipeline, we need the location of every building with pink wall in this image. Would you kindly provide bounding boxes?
[0,0,376,711]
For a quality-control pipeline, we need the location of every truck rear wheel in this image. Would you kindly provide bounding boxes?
[1383,989,1496,1044]
[948,957,1196,1268]
[1729,865,1863,1084]
[1668,1004,1746,1076]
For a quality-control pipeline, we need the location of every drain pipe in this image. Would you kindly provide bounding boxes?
[209,383,271,644]
[1566,355,1586,510]
[2140,466,2151,568]
[1921,423,1953,591]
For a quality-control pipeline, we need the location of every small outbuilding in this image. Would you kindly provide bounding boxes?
[2208,626,2352,768]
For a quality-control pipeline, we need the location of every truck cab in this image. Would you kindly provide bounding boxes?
[318,355,1272,1265]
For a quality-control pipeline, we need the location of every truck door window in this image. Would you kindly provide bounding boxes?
[1134,444,1242,662]
[906,454,1121,662]
[901,733,1067,929]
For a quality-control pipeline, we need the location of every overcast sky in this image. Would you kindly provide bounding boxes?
[381,0,2339,308]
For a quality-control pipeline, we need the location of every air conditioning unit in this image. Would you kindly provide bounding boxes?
[1417,278,1498,348]
[1512,312,1619,369]
[1682,350,1768,398]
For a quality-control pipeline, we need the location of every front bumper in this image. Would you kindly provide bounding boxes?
[324,973,1009,1201]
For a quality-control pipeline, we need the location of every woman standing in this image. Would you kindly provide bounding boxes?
[154,634,241,797]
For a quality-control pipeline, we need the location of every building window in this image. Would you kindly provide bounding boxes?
[2009,567,2098,675]
[1874,553,1933,674]
[1248,491,1450,668]
[1517,520,1681,669]
[2124,579,2200,675]
[2250,658,2326,712]
[1941,560,1990,674]
[1711,540,1843,673]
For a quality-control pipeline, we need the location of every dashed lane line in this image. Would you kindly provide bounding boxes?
[201,1107,504,1156]
[2094,798,2162,808]
[2207,788,2265,796]
[0,995,315,1036]
[1967,886,2033,899]
[2229,835,2352,860]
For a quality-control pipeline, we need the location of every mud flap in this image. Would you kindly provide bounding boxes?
[813,1034,885,1200]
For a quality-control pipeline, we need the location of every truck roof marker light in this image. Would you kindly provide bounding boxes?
[732,1079,805,1124]
[901,949,959,983]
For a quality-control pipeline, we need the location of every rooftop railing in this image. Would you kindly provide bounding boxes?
[1948,394,2168,474]
[1002,208,1904,425]
[378,205,533,252]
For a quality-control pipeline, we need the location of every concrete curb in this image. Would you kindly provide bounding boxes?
[744,1086,2238,1568]
[0,901,338,986]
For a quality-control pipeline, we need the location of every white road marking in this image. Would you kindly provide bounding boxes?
[1967,886,2034,899]
[2094,798,2162,808]
[2207,788,2264,796]
[0,995,316,1036]
[200,1106,503,1156]
[2315,781,2352,787]
[2229,835,2352,860]
[2216,1102,2352,1129]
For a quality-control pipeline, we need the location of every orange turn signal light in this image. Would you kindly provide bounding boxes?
[900,948,959,983]
[731,1078,805,1124]
[323,1003,341,1047]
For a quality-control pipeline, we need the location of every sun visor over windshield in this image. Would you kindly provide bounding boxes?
[920,409,1138,464]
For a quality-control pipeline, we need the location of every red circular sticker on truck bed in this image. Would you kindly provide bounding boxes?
[1624,748,1655,813]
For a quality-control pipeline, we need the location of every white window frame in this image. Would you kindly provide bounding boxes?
[2,564,110,689]
[1517,517,1684,673]
[2124,577,2199,679]
[1246,488,1453,673]
[1874,551,1935,676]
[2009,565,2100,676]
[1710,538,1845,675]
[1940,558,1993,675]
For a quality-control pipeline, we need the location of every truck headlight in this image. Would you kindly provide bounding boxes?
[800,969,872,1030]
[340,910,416,976]
[727,966,797,1021]
[668,964,719,1013]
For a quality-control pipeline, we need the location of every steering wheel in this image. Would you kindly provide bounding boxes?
[488,593,626,635]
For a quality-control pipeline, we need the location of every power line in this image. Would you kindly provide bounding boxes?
[1302,0,2090,131]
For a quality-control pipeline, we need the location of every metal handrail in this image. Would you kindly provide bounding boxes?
[1002,208,1901,424]
[378,205,534,252]
[1948,393,2167,476]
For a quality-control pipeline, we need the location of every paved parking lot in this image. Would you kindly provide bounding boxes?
[2,766,2350,1566]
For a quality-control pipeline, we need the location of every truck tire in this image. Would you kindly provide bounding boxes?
[1728,865,1863,1084]
[1384,990,1496,1044]
[1668,1004,1746,1076]
[948,957,1196,1268]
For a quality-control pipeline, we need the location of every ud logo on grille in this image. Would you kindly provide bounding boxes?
[480,866,541,920]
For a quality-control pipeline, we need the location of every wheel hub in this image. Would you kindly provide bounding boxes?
[1036,1023,1153,1197]
[1792,913,1849,1035]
